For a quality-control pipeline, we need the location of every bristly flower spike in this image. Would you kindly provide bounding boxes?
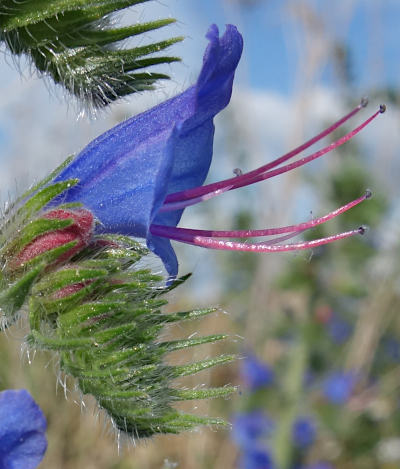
[0,176,237,438]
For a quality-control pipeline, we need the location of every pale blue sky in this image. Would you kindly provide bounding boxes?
[0,0,398,175]
[171,0,400,95]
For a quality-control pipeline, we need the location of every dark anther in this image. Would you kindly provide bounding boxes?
[379,104,387,114]
[365,189,372,199]
[358,225,368,235]
[360,97,369,108]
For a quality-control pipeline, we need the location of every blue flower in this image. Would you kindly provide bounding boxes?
[239,446,275,469]
[239,448,275,469]
[232,411,275,449]
[0,389,47,469]
[322,371,356,404]
[327,314,353,344]
[241,353,274,391]
[382,337,400,361]
[54,24,243,277]
[51,24,380,278]
[292,417,316,448]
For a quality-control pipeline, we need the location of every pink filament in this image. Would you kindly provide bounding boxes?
[255,230,307,245]
[152,192,369,239]
[151,226,364,253]
[162,104,381,211]
[159,186,234,213]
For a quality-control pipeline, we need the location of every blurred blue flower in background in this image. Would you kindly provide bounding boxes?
[239,446,275,469]
[0,389,47,469]
[382,337,400,362]
[322,371,356,404]
[327,313,353,344]
[292,417,316,448]
[241,353,275,391]
[232,411,275,448]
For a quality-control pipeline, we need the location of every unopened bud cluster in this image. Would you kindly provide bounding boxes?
[0,178,234,436]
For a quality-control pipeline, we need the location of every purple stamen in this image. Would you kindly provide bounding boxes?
[256,230,307,245]
[223,109,381,193]
[164,99,370,207]
[150,226,364,252]
[152,192,369,239]
[158,186,234,213]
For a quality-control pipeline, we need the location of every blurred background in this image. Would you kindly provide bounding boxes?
[1,0,400,467]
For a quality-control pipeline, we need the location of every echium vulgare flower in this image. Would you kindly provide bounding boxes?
[0,24,385,439]
[49,24,384,278]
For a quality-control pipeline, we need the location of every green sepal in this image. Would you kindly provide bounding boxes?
[76,234,148,262]
[158,334,228,353]
[109,412,228,436]
[0,264,44,326]
[17,179,79,222]
[27,329,94,350]
[111,269,163,285]
[57,301,131,332]
[17,156,75,204]
[29,276,104,319]
[163,307,219,323]
[55,203,84,210]
[173,387,237,401]
[61,363,143,380]
[0,178,79,250]
[174,355,237,378]
[163,273,192,293]
[32,267,108,295]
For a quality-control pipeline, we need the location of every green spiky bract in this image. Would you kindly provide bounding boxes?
[0,173,235,437]
[0,0,182,108]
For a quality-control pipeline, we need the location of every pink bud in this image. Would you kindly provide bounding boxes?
[51,281,92,300]
[14,209,94,269]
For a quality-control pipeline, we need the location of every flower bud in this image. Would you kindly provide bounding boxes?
[11,208,94,271]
